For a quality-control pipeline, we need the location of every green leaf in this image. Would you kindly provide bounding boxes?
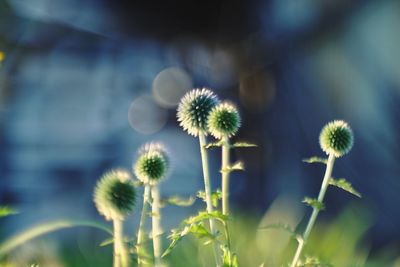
[297,256,333,267]
[258,223,297,237]
[231,142,257,148]
[329,178,361,198]
[160,195,195,207]
[206,141,223,149]
[0,219,112,256]
[230,161,245,171]
[0,206,18,218]
[221,245,238,267]
[197,190,222,208]
[99,237,114,247]
[185,211,229,225]
[189,222,214,240]
[302,197,325,210]
[221,162,245,173]
[162,227,188,257]
[162,211,228,257]
[302,157,327,164]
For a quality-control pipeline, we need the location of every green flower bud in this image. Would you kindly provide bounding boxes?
[134,142,169,185]
[319,120,354,157]
[207,102,241,139]
[177,88,220,136]
[93,169,136,221]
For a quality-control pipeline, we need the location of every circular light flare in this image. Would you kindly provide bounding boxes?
[128,94,167,134]
[152,67,193,108]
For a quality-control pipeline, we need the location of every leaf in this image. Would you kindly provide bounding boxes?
[162,227,188,257]
[206,141,223,149]
[197,191,206,202]
[99,237,114,247]
[185,211,229,225]
[329,178,361,198]
[197,190,222,208]
[229,161,245,171]
[297,256,333,267]
[302,157,327,164]
[221,245,238,267]
[231,142,257,148]
[0,206,18,218]
[221,162,245,173]
[258,223,297,237]
[162,211,228,257]
[189,222,214,240]
[302,197,325,210]
[0,219,112,256]
[211,191,222,208]
[160,195,195,207]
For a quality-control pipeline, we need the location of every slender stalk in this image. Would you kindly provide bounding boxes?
[113,219,121,267]
[221,135,230,215]
[113,219,130,267]
[151,185,163,267]
[221,135,235,264]
[198,132,222,266]
[137,185,151,267]
[290,153,336,267]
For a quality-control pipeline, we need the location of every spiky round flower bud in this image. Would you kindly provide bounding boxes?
[319,120,354,157]
[177,88,220,136]
[207,102,241,139]
[93,169,136,221]
[134,142,170,185]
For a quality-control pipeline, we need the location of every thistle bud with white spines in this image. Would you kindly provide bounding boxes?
[177,88,220,136]
[134,142,170,185]
[319,120,354,158]
[207,101,241,139]
[93,169,136,221]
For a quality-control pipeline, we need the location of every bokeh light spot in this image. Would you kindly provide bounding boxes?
[128,95,167,134]
[152,67,192,108]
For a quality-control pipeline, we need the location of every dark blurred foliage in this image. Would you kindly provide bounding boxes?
[0,0,400,263]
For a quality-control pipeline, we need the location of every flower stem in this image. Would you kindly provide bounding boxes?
[113,219,130,267]
[221,135,230,215]
[221,135,235,264]
[137,185,151,267]
[198,133,222,267]
[151,185,163,267]
[290,153,336,267]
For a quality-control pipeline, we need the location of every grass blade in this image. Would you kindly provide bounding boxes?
[0,219,112,256]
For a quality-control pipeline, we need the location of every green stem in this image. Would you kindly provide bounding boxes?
[221,135,230,215]
[198,133,222,267]
[290,153,336,267]
[221,135,235,265]
[151,185,163,267]
[113,219,130,267]
[137,185,151,267]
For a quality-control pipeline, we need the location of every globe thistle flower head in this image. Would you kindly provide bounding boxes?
[207,102,241,139]
[93,169,136,221]
[177,88,220,136]
[134,142,170,185]
[319,120,354,157]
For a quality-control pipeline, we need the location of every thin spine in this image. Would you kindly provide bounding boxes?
[199,132,222,267]
[151,185,163,267]
[137,185,151,267]
[290,153,336,267]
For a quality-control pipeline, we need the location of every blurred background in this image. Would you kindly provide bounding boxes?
[0,0,400,266]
